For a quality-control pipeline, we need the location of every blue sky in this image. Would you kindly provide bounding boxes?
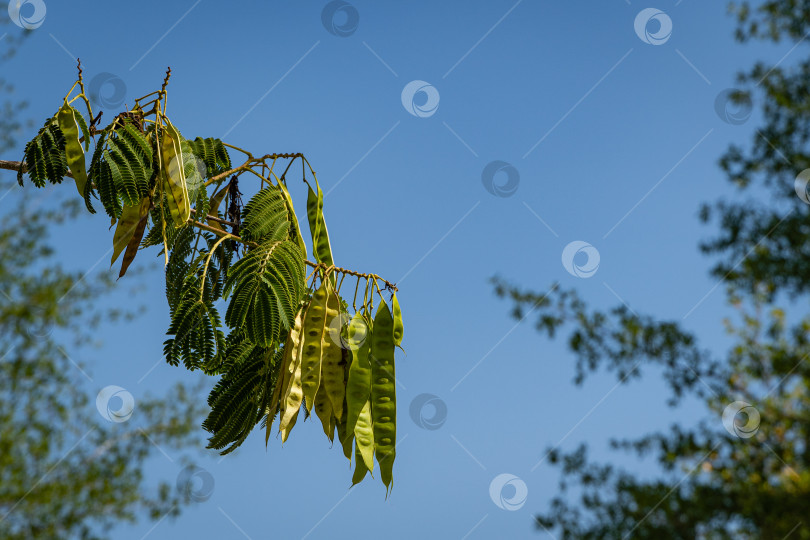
[0,0,798,538]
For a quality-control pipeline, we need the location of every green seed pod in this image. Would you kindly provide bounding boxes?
[392,293,403,347]
[354,399,375,473]
[320,289,345,419]
[56,101,88,197]
[345,312,372,437]
[371,299,396,495]
[160,119,190,226]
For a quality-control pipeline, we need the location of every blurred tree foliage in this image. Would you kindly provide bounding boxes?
[495,2,810,538]
[0,23,206,540]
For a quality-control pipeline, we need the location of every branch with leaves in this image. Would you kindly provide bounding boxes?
[8,62,404,495]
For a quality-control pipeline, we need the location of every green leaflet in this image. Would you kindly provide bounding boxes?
[241,187,290,244]
[56,101,88,197]
[203,347,280,455]
[161,119,191,226]
[224,240,306,347]
[306,180,335,273]
[111,196,150,266]
[371,299,396,496]
[19,118,68,188]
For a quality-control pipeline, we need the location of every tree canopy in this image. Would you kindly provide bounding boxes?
[494,2,810,538]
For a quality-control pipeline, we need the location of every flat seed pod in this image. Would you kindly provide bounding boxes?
[266,307,304,444]
[320,289,345,419]
[279,180,307,258]
[56,101,88,197]
[280,406,299,443]
[278,305,307,440]
[351,439,370,486]
[300,281,338,412]
[371,299,396,496]
[354,399,375,473]
[111,196,150,266]
[207,182,230,232]
[160,119,190,226]
[345,312,372,436]
[313,387,335,442]
[306,180,334,270]
[392,293,404,348]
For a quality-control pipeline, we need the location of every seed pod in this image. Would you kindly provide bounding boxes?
[56,101,88,197]
[371,299,396,495]
[300,281,341,414]
[306,180,334,271]
[111,196,150,266]
[278,180,307,258]
[392,293,403,347]
[278,305,308,441]
[351,439,369,486]
[267,307,304,444]
[320,290,345,419]
[336,345,353,460]
[313,387,335,442]
[207,182,230,232]
[160,119,190,226]
[345,312,372,436]
[354,399,375,473]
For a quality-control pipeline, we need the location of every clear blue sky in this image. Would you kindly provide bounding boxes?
[0,1,795,538]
